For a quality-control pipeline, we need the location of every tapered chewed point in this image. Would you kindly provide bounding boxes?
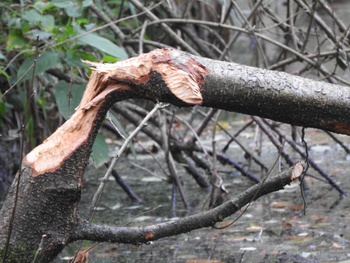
[25,49,208,177]
[85,49,208,105]
[24,108,96,176]
[291,161,304,180]
[24,71,130,177]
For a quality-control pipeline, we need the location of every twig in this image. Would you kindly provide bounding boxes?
[128,0,200,55]
[139,20,148,54]
[325,131,350,154]
[157,109,189,210]
[86,103,167,221]
[141,18,350,85]
[109,167,142,203]
[2,36,41,263]
[32,234,48,263]
[130,161,168,182]
[1,30,61,100]
[300,127,310,214]
[208,110,227,208]
[213,140,287,229]
[267,120,347,196]
[213,151,261,183]
[122,205,162,227]
[73,161,304,244]
[219,0,264,60]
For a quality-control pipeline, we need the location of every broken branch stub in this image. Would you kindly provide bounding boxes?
[291,161,304,180]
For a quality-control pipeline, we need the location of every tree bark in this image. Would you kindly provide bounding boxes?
[0,48,346,262]
[87,48,350,135]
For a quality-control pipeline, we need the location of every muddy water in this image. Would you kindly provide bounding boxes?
[57,125,350,263]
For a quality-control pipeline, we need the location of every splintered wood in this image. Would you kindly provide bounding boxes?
[24,49,208,176]
[85,48,208,104]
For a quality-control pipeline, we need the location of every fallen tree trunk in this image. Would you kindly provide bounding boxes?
[0,48,347,262]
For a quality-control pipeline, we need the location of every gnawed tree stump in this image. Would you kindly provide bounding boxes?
[1,48,347,262]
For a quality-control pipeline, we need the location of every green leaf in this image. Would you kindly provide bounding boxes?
[78,32,128,60]
[22,10,55,32]
[17,51,61,82]
[51,0,91,17]
[22,9,41,24]
[0,69,10,78]
[83,0,93,7]
[40,15,55,31]
[34,1,55,13]
[127,2,140,28]
[6,29,27,50]
[102,54,118,63]
[107,111,128,138]
[64,48,95,67]
[107,111,137,159]
[25,29,53,41]
[51,0,82,17]
[91,133,109,168]
[55,79,109,168]
[54,80,86,119]
[0,96,6,116]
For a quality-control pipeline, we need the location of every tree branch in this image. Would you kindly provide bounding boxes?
[87,48,350,135]
[72,162,304,244]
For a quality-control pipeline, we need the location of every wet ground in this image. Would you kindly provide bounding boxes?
[57,123,350,263]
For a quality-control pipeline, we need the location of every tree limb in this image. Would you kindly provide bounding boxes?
[72,162,304,244]
[87,48,350,135]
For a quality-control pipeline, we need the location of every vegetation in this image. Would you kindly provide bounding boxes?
[1,0,350,262]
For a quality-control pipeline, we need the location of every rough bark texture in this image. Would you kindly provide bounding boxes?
[89,48,350,135]
[198,58,350,135]
[0,48,346,262]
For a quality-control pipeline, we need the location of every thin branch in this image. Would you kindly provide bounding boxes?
[86,103,167,221]
[73,162,303,244]
[128,0,200,55]
[140,18,350,85]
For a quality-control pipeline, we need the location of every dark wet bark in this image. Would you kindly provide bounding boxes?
[71,163,303,245]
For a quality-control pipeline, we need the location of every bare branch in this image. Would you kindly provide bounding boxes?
[72,162,304,244]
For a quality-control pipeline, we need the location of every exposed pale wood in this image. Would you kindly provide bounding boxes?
[24,73,130,176]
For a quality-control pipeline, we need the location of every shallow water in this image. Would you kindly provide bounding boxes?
[57,125,350,263]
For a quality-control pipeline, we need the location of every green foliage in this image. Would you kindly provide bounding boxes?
[91,133,109,168]
[78,31,128,60]
[54,80,110,167]
[0,94,6,126]
[1,0,127,158]
[6,29,27,50]
[54,80,86,119]
[51,0,93,18]
[107,111,137,159]
[17,51,61,82]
